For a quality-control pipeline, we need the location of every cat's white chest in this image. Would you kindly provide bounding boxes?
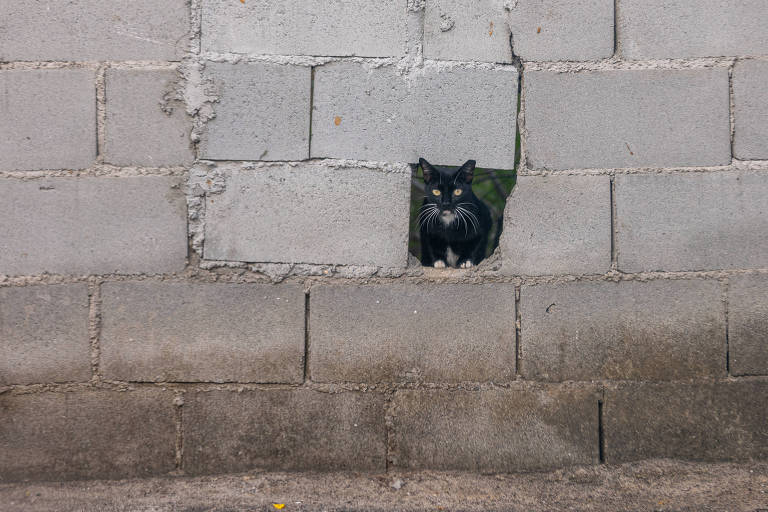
[446,247,459,267]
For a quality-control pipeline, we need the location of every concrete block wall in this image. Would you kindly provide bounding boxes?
[1,0,767,483]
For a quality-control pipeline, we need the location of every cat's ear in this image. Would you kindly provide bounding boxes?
[459,160,476,183]
[419,158,437,183]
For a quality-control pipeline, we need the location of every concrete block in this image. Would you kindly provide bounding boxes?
[0,69,95,171]
[521,280,726,381]
[312,62,518,169]
[0,390,176,482]
[729,274,768,376]
[500,175,611,276]
[0,0,188,61]
[605,381,768,463]
[105,69,193,167]
[201,0,406,58]
[183,390,386,474]
[309,284,516,383]
[733,60,768,160]
[101,281,305,383]
[203,163,411,267]
[616,172,768,272]
[0,177,187,276]
[201,62,310,161]
[0,284,90,385]
[618,0,768,59]
[390,386,600,471]
[524,69,730,170]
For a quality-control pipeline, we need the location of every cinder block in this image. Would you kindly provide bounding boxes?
[616,173,768,272]
[101,281,305,383]
[524,69,730,170]
[0,69,95,171]
[507,0,614,61]
[201,62,310,161]
[733,60,768,160]
[312,62,518,169]
[0,390,176,482]
[521,280,725,381]
[0,177,187,276]
[390,386,600,471]
[105,69,193,167]
[201,0,406,58]
[183,390,386,474]
[729,274,768,376]
[0,0,188,61]
[618,0,768,59]
[203,163,411,267]
[309,284,516,383]
[605,381,768,463]
[0,284,90,385]
[500,175,611,276]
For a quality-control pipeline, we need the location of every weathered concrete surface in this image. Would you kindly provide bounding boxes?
[0,69,95,171]
[312,63,518,169]
[521,280,725,381]
[616,172,768,272]
[390,386,599,471]
[0,390,176,482]
[524,69,730,170]
[309,284,516,383]
[183,390,386,474]
[733,60,768,160]
[0,284,90,385]
[0,177,187,276]
[500,175,611,276]
[728,274,768,376]
[101,282,305,383]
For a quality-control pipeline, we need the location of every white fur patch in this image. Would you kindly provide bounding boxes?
[440,211,456,226]
[460,261,474,269]
[433,260,446,268]
[446,247,459,268]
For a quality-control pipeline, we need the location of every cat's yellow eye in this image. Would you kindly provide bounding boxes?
[453,189,462,196]
[432,189,441,196]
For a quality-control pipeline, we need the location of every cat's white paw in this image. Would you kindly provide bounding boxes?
[460,261,474,269]
[433,260,446,268]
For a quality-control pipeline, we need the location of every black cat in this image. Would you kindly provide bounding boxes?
[418,158,492,268]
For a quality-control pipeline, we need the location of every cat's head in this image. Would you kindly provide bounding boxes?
[419,158,476,225]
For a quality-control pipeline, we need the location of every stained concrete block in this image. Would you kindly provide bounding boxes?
[201,62,310,161]
[0,390,176,482]
[605,381,768,463]
[733,60,768,160]
[203,163,411,267]
[0,0,188,61]
[105,69,193,167]
[616,173,768,272]
[500,175,611,276]
[0,284,90,385]
[0,177,187,276]
[312,62,518,169]
[183,390,386,474]
[101,281,305,383]
[0,69,95,171]
[524,69,730,170]
[309,284,516,383]
[729,274,768,376]
[521,280,726,381]
[390,386,600,471]
[618,0,768,59]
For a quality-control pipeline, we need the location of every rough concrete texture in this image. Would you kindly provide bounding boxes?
[183,390,386,474]
[500,175,611,276]
[521,280,726,381]
[104,69,193,167]
[507,0,614,61]
[616,172,768,272]
[618,0,768,59]
[391,386,600,471]
[101,282,305,383]
[201,62,311,161]
[0,0,188,61]
[309,283,516,383]
[524,69,730,170]
[733,60,768,160]
[424,0,512,63]
[312,62,518,169]
[728,274,768,376]
[0,177,187,276]
[605,381,768,463]
[0,69,95,171]
[203,162,411,267]
[0,390,176,482]
[0,284,90,385]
